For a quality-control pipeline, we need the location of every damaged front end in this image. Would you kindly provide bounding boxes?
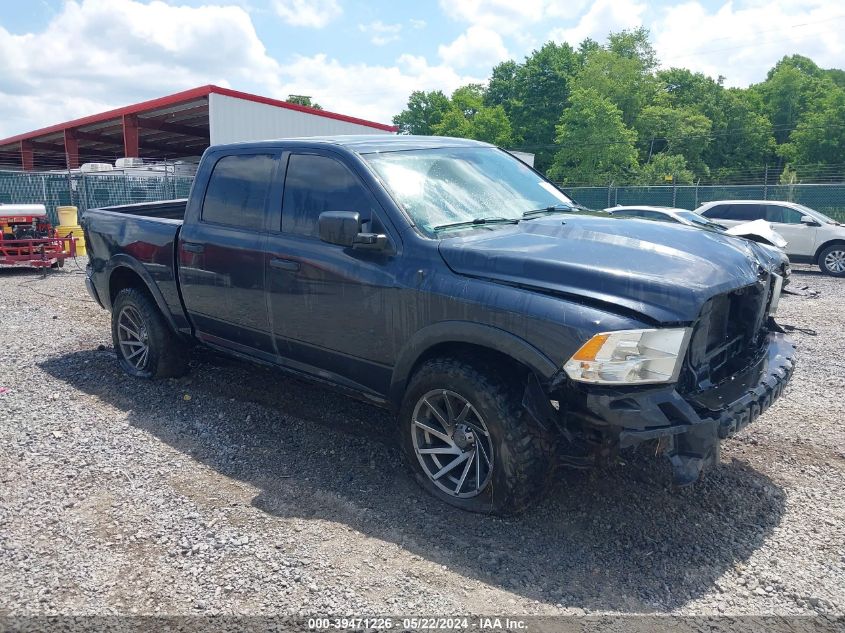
[537,272,795,485]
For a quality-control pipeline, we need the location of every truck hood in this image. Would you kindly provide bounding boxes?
[438,215,775,323]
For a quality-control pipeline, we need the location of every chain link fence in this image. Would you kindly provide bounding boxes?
[2,167,845,225]
[560,183,845,221]
[0,169,193,224]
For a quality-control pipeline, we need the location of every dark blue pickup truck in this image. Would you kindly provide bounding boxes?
[83,136,794,514]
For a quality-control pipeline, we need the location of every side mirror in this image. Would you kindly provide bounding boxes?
[318,211,389,251]
[800,215,819,226]
[319,211,360,246]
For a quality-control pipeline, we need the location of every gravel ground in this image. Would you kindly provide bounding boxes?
[0,258,843,618]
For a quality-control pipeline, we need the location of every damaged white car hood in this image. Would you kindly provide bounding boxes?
[726,219,788,249]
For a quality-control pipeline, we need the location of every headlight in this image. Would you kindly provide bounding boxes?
[564,328,691,384]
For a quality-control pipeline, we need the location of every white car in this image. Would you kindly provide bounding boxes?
[697,200,845,276]
[605,205,726,229]
[605,205,791,281]
[605,205,787,247]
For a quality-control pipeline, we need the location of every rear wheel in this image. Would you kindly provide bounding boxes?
[399,358,550,515]
[111,287,189,378]
[819,245,845,276]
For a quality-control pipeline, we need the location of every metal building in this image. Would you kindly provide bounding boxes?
[0,85,397,171]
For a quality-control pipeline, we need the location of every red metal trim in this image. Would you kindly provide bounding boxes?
[0,85,396,149]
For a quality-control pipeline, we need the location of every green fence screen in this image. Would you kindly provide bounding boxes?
[0,170,193,224]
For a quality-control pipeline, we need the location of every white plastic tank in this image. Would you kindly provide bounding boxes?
[0,203,48,218]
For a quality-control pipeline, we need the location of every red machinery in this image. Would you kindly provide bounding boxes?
[0,204,77,268]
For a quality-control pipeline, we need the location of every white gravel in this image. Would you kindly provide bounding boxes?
[0,258,843,617]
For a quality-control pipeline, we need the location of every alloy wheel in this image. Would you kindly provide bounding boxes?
[824,249,845,274]
[411,389,494,498]
[117,306,149,370]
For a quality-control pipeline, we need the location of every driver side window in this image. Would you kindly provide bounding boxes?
[765,205,803,224]
[281,153,378,238]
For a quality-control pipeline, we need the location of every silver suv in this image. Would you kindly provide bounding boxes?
[697,200,845,276]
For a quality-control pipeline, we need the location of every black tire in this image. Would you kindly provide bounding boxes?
[399,357,551,515]
[111,287,189,378]
[818,244,845,277]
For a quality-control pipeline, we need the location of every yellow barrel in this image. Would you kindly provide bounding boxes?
[56,206,78,226]
[55,224,86,256]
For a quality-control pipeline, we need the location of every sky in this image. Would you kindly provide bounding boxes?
[0,0,843,138]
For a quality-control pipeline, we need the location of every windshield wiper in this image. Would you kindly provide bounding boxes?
[432,217,520,232]
[522,203,575,219]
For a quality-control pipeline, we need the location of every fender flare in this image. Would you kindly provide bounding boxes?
[388,321,559,408]
[106,255,180,334]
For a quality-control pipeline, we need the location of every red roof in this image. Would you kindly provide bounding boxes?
[0,84,397,148]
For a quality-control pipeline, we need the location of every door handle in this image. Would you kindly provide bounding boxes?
[269,257,300,272]
[182,242,204,253]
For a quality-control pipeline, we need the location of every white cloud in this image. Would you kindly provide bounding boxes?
[440,0,545,34]
[273,0,341,28]
[276,54,483,124]
[0,0,282,138]
[409,18,427,29]
[358,20,402,46]
[652,1,845,86]
[438,25,511,69]
[548,0,645,47]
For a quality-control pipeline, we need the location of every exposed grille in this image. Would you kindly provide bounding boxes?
[682,271,775,392]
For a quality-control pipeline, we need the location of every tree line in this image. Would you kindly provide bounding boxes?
[392,29,845,185]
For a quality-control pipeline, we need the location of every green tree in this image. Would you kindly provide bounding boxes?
[392,90,451,135]
[548,88,638,184]
[485,42,579,171]
[607,27,658,71]
[636,105,712,174]
[754,55,834,144]
[573,47,659,127]
[285,95,322,109]
[706,89,774,173]
[468,106,514,146]
[779,89,845,177]
[431,86,513,146]
[431,108,473,139]
[635,153,694,184]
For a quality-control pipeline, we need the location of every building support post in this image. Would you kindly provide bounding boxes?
[123,114,139,158]
[20,140,34,170]
[64,129,80,170]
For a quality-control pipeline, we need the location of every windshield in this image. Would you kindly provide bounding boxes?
[792,202,838,224]
[675,210,724,228]
[362,147,574,234]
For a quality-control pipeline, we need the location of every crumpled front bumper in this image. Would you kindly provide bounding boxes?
[575,332,795,484]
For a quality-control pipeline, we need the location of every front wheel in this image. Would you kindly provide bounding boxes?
[111,287,189,378]
[399,358,550,515]
[819,244,845,276]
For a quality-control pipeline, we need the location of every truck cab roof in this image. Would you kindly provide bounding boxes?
[208,135,492,155]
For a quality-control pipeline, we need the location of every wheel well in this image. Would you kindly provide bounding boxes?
[408,342,532,389]
[815,239,845,263]
[109,266,150,304]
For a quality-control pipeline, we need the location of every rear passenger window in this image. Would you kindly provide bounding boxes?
[704,204,763,221]
[202,154,277,230]
[766,205,803,224]
[282,154,377,238]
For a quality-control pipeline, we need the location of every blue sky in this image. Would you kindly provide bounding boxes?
[0,1,843,138]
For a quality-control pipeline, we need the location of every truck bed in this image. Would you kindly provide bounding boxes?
[99,199,188,220]
[82,201,188,331]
